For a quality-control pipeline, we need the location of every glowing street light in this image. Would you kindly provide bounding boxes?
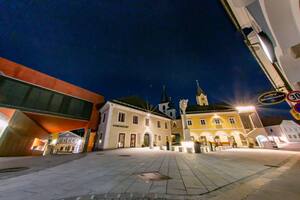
[235,105,256,113]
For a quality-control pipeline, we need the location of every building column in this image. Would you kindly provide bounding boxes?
[82,128,91,153]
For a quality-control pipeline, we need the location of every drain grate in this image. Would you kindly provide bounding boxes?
[264,164,279,168]
[136,171,171,181]
[119,155,131,157]
[96,153,105,156]
[0,167,29,173]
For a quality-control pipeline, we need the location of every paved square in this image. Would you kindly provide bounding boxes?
[0,148,299,200]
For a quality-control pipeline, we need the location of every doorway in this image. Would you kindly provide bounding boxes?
[130,134,136,147]
[118,133,125,148]
[144,133,150,147]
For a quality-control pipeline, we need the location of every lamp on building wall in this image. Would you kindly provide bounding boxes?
[235,105,256,113]
[257,31,277,63]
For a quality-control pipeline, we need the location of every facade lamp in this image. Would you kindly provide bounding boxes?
[235,106,256,113]
[257,31,293,92]
[257,31,276,63]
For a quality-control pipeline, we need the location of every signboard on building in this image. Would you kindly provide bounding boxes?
[287,91,300,103]
[258,91,286,105]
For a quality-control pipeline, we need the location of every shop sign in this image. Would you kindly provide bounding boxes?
[258,91,286,105]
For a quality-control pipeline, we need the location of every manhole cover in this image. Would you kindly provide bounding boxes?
[264,164,279,168]
[0,167,29,173]
[119,155,131,157]
[136,171,171,181]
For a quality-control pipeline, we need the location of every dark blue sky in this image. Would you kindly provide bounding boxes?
[0,0,291,117]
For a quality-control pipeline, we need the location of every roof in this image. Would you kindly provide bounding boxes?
[111,96,171,119]
[59,131,82,138]
[186,103,235,114]
[261,116,286,127]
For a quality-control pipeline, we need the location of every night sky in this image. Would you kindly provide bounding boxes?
[0,0,291,117]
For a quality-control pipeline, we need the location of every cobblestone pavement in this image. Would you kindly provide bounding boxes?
[0,153,86,180]
[0,148,298,200]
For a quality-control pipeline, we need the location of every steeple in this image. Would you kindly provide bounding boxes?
[195,80,208,106]
[158,85,177,119]
[160,85,168,103]
[196,80,205,96]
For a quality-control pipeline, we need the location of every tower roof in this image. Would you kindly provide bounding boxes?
[196,80,205,96]
[160,85,169,103]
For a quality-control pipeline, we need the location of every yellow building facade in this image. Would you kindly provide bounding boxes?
[185,111,248,147]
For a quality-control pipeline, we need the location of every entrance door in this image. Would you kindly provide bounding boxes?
[130,134,136,147]
[118,133,125,148]
[144,133,150,147]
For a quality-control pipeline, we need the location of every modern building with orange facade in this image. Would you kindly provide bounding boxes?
[0,57,104,156]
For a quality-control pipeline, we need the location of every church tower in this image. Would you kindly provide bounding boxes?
[195,80,208,106]
[158,85,176,119]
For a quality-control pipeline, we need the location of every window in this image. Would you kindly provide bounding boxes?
[173,122,177,128]
[145,118,149,126]
[214,118,221,125]
[162,105,166,111]
[187,120,192,126]
[158,135,161,141]
[200,119,206,125]
[229,117,235,124]
[293,135,297,139]
[289,135,292,138]
[118,112,125,122]
[102,113,106,123]
[270,129,273,132]
[170,112,173,117]
[165,122,168,129]
[298,134,300,138]
[133,116,138,124]
[157,121,161,128]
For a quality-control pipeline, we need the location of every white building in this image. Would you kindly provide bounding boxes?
[263,118,300,146]
[222,0,300,92]
[54,131,83,154]
[96,96,172,150]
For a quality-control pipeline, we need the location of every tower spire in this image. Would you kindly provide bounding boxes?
[160,85,168,103]
[196,80,205,96]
